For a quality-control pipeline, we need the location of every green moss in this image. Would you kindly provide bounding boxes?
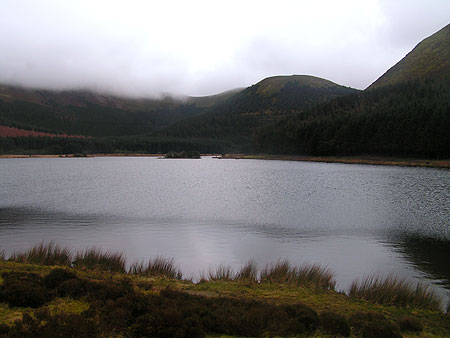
[0,303,27,325]
[45,298,90,315]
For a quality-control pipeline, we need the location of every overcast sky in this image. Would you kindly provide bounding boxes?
[0,0,449,97]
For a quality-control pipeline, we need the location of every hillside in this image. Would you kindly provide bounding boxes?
[368,23,450,89]
[2,19,449,158]
[255,75,347,95]
[209,75,359,116]
[0,85,245,138]
[157,75,359,151]
[0,86,188,137]
[251,23,450,159]
[0,74,357,153]
[254,79,450,158]
[189,88,244,108]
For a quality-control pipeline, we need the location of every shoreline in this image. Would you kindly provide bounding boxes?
[219,154,450,169]
[1,256,449,337]
[0,153,161,159]
[1,152,449,168]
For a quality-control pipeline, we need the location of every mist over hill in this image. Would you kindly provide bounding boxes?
[0,75,357,153]
[1,23,449,158]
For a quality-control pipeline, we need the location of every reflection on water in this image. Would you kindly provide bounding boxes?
[393,236,450,287]
[0,157,449,302]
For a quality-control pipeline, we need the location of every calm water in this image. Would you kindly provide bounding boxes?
[1,157,449,299]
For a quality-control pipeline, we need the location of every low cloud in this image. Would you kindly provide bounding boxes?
[0,0,449,97]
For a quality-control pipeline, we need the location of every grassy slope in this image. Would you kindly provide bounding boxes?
[368,23,450,89]
[0,261,449,338]
[254,75,347,96]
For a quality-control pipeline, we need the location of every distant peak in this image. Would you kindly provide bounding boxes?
[254,75,347,96]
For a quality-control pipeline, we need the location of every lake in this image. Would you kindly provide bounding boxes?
[1,156,449,301]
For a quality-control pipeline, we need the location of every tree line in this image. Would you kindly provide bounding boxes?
[1,79,449,159]
[253,79,450,159]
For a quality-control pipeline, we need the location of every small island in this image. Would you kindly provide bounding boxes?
[164,150,201,159]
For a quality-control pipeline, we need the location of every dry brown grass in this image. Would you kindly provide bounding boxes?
[9,242,71,266]
[235,260,258,282]
[129,256,182,279]
[260,260,335,290]
[349,274,441,310]
[73,247,126,273]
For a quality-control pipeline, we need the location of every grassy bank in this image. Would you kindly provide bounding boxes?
[1,244,449,337]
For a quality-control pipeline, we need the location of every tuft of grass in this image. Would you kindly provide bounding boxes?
[349,274,441,310]
[0,250,5,261]
[73,247,126,273]
[129,256,182,279]
[292,264,336,290]
[208,265,234,281]
[260,260,335,290]
[9,242,71,266]
[260,259,294,284]
[128,260,146,275]
[235,260,258,282]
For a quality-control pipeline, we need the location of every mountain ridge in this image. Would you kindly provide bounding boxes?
[154,75,359,151]
[0,75,356,138]
[1,23,449,158]
[368,23,450,89]
[253,23,450,159]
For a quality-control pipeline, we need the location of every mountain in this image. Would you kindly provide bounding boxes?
[189,88,244,108]
[253,24,450,158]
[0,75,356,153]
[368,23,450,89]
[254,80,450,157]
[4,20,449,158]
[0,85,244,137]
[157,75,359,150]
[211,75,358,116]
[253,75,349,95]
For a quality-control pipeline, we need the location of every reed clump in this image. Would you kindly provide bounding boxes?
[294,264,336,290]
[260,259,293,283]
[235,260,258,282]
[349,274,441,310]
[208,264,234,281]
[129,256,182,279]
[260,260,335,290]
[73,247,126,273]
[9,242,71,266]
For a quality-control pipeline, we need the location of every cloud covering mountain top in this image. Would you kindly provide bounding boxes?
[1,0,449,97]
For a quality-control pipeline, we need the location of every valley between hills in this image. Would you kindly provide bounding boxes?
[1,23,449,162]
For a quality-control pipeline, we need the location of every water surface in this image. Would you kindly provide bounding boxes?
[1,157,449,300]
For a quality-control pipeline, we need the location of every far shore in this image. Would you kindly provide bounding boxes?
[0,153,161,159]
[217,154,450,169]
[1,152,449,168]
